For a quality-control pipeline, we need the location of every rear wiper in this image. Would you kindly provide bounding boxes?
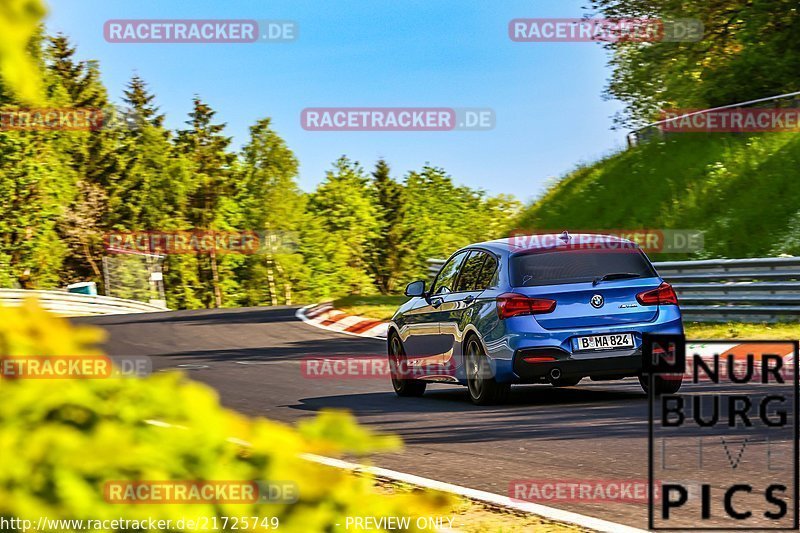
[592,272,641,286]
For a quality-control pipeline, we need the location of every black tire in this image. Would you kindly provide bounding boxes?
[388,333,426,397]
[638,374,683,395]
[464,336,510,405]
[551,376,582,387]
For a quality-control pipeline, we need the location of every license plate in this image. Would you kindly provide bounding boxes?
[573,333,634,352]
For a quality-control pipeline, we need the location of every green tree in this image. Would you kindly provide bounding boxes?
[400,166,520,282]
[300,157,379,299]
[0,129,75,288]
[107,75,187,230]
[103,75,198,308]
[122,74,164,128]
[590,0,800,126]
[400,166,478,279]
[45,35,120,282]
[368,159,409,294]
[238,117,304,305]
[175,97,238,308]
[0,29,76,288]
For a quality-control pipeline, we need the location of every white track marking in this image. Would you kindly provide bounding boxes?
[145,419,643,532]
[301,453,649,533]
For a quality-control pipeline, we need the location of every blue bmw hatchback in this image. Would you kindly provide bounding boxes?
[387,232,684,405]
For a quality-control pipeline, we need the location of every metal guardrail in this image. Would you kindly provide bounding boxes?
[626,90,800,148]
[426,257,800,322]
[0,289,169,317]
[655,257,800,322]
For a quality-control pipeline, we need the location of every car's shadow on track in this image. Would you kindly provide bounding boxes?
[145,338,384,362]
[289,383,649,444]
[101,335,384,362]
[291,384,645,413]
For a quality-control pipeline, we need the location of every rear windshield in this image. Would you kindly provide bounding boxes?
[510,249,657,287]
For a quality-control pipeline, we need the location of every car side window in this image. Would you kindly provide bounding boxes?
[474,253,498,289]
[431,252,467,295]
[454,251,487,292]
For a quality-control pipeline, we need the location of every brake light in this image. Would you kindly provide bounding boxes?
[522,356,556,363]
[497,292,556,319]
[636,282,679,306]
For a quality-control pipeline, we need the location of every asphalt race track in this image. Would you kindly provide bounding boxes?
[76,307,797,530]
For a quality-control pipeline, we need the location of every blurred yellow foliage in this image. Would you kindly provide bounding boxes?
[0,0,47,104]
[0,301,450,531]
[0,299,105,356]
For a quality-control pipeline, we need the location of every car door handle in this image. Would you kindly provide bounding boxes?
[430,297,444,308]
[463,295,475,305]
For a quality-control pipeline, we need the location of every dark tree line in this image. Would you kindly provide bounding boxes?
[0,32,520,308]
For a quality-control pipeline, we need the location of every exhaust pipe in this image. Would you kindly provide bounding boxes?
[550,367,562,381]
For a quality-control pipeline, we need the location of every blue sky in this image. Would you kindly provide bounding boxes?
[45,0,626,203]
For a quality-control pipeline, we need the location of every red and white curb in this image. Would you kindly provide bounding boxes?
[687,341,796,374]
[297,302,388,339]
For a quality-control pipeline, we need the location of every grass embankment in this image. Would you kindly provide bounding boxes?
[516,132,800,260]
[334,296,800,340]
[684,321,800,340]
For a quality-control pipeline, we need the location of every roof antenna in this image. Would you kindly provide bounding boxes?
[559,230,571,242]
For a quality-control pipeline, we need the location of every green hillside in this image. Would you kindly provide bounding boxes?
[516,132,800,260]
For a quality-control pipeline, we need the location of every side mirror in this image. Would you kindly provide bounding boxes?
[404,280,426,297]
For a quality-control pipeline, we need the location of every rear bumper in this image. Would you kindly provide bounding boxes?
[473,306,683,384]
[512,347,642,383]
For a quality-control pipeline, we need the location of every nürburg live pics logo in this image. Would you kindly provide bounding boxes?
[645,334,799,530]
